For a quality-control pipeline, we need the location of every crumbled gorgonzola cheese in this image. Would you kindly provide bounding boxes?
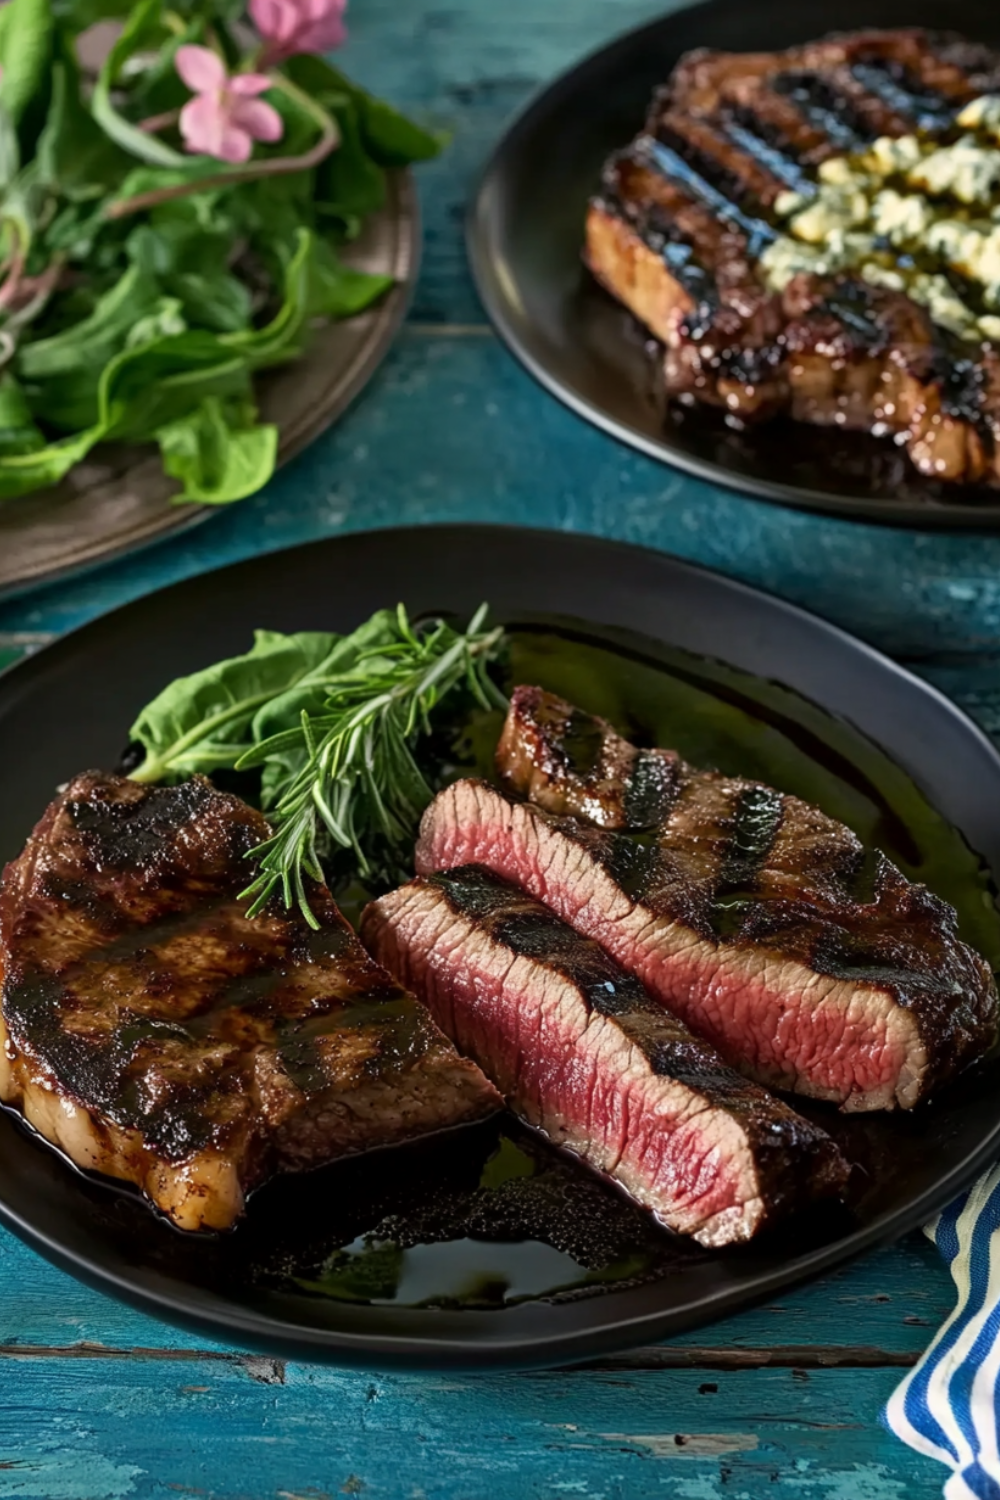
[908,273,979,337]
[863,134,922,177]
[758,237,828,290]
[871,189,933,244]
[958,95,1000,142]
[789,187,869,244]
[908,138,1000,206]
[861,264,906,291]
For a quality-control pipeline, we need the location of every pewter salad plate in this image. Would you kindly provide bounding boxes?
[0,173,418,602]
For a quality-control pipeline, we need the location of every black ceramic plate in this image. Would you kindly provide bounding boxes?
[468,0,1000,527]
[2,524,1000,1369]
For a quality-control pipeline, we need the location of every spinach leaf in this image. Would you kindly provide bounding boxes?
[18,261,162,430]
[156,395,276,503]
[0,0,53,132]
[129,628,344,783]
[285,56,444,165]
[314,95,385,230]
[38,47,131,198]
[310,238,393,318]
[0,375,45,456]
[0,421,103,499]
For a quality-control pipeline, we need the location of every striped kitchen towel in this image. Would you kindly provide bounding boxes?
[884,1165,1000,1499]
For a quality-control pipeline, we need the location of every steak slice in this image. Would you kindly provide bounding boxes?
[586,28,1000,488]
[415,689,999,1112]
[0,772,501,1231]
[362,865,848,1246]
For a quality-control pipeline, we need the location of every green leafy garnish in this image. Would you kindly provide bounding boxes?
[128,605,508,924]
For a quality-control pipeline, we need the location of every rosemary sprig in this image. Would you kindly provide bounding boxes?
[237,603,507,925]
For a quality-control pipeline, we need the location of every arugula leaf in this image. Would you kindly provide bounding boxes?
[156,395,276,503]
[129,628,344,783]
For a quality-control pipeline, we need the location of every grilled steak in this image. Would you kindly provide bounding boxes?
[0,772,501,1231]
[415,687,999,1112]
[362,864,848,1246]
[586,28,1000,487]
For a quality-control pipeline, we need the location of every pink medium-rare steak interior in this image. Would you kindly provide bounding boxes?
[362,865,848,1247]
[415,773,997,1112]
[491,686,1000,1110]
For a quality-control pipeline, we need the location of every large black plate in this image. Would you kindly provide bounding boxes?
[2,524,1000,1369]
[468,0,1000,527]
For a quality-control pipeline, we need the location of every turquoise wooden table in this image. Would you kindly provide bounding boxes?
[3,1,1000,1494]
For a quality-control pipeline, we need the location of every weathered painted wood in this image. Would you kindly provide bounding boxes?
[7,333,1000,660]
[0,1356,941,1499]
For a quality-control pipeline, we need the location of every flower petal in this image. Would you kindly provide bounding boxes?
[216,123,254,164]
[179,93,226,156]
[175,44,226,94]
[229,72,274,96]
[231,96,284,143]
[296,12,346,52]
[249,0,298,46]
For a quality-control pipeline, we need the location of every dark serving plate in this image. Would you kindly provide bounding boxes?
[468,0,1000,527]
[1,524,1000,1369]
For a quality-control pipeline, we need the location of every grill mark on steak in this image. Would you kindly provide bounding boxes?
[586,27,1000,489]
[0,772,501,1230]
[361,865,848,1246]
[415,687,999,1112]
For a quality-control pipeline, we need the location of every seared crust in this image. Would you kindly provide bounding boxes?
[585,27,1000,487]
[0,772,501,1230]
[414,688,1000,1111]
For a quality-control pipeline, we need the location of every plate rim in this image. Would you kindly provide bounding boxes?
[466,0,1000,531]
[1,521,998,1368]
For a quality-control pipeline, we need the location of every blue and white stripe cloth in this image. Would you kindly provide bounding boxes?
[885,1166,1000,1499]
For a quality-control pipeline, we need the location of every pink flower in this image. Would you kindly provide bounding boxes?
[175,45,283,165]
[249,0,347,65]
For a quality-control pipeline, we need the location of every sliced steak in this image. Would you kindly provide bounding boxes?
[415,688,999,1112]
[362,865,848,1246]
[586,28,1000,489]
[0,772,501,1231]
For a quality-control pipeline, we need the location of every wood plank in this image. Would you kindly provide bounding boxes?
[4,332,1000,656]
[343,0,671,324]
[0,1356,943,1499]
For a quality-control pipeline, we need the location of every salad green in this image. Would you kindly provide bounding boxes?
[0,0,441,505]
